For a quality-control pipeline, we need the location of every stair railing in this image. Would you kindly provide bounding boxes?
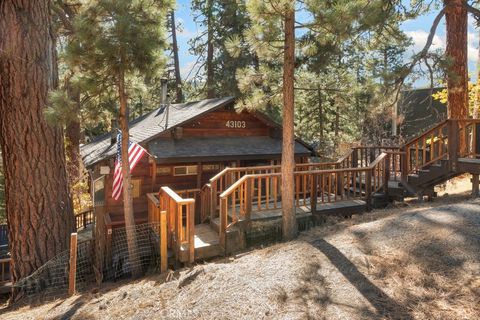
[455,119,480,158]
[147,187,195,266]
[401,119,449,176]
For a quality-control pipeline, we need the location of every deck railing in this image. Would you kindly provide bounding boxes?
[402,120,449,175]
[75,207,94,231]
[202,150,357,222]
[218,152,390,247]
[147,187,195,267]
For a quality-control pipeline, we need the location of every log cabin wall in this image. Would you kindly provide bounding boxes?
[91,106,311,226]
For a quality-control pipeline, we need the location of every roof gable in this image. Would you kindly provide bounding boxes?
[81,97,234,167]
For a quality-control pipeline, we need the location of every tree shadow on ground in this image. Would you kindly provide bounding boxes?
[346,202,480,318]
[310,239,413,320]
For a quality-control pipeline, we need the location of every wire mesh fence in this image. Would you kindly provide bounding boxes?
[12,222,162,299]
[104,223,160,282]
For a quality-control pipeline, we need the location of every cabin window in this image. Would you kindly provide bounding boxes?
[93,176,105,206]
[174,165,198,176]
[202,164,220,171]
[156,166,171,176]
[131,179,142,198]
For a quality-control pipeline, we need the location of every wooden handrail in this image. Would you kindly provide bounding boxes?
[146,192,160,207]
[369,152,388,167]
[160,186,195,204]
[403,119,449,147]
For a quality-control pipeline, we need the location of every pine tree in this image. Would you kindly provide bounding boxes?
[189,0,256,98]
[0,0,74,287]
[66,0,172,277]
[235,0,414,239]
[170,10,184,103]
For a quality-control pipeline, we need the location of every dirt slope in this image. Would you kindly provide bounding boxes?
[2,196,479,320]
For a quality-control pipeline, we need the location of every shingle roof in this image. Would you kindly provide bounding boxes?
[81,97,235,167]
[148,136,311,162]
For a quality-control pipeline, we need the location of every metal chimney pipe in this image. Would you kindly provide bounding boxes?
[160,78,170,130]
[160,78,168,105]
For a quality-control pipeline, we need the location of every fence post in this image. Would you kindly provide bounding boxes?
[68,233,78,296]
[160,210,168,273]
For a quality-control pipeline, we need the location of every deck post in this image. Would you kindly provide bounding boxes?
[68,233,78,296]
[245,178,252,221]
[400,147,408,183]
[472,174,479,197]
[187,202,195,265]
[160,210,168,272]
[384,154,390,196]
[365,170,372,211]
[335,172,342,196]
[210,180,217,221]
[352,149,358,168]
[448,120,458,172]
[219,198,227,251]
[311,174,318,214]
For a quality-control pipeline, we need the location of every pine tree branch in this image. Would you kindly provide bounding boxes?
[388,6,446,108]
[466,4,480,19]
[52,3,74,33]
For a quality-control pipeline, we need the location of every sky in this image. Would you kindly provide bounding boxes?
[172,1,479,88]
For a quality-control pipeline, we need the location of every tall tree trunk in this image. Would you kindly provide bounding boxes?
[170,11,184,103]
[318,89,324,139]
[281,7,297,241]
[65,79,81,184]
[118,70,141,278]
[206,0,215,98]
[474,28,480,119]
[445,0,468,119]
[0,0,74,286]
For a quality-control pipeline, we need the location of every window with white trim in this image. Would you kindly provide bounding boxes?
[173,165,198,176]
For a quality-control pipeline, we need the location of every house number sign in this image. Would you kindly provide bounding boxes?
[225,120,246,128]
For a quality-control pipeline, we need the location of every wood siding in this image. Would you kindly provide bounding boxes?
[94,106,309,226]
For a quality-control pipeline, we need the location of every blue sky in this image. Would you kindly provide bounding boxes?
[173,1,479,87]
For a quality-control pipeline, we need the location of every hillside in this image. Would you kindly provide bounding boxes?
[1,193,479,319]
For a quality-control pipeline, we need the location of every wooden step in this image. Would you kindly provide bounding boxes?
[179,224,223,261]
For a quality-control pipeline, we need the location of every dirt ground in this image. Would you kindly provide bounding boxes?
[1,177,479,320]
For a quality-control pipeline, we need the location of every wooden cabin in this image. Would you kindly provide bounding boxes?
[81,97,314,227]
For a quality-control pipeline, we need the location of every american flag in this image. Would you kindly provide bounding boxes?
[112,132,147,200]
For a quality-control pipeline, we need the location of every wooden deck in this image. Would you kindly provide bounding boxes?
[227,198,366,222]
[458,158,480,174]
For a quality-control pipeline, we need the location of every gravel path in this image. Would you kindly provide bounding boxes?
[2,197,479,320]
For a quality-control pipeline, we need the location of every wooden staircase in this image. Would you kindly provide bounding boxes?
[145,119,480,267]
